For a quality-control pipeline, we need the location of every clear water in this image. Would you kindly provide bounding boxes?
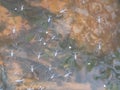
[0,0,120,90]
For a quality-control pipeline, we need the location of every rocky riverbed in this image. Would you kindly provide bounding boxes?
[0,0,120,90]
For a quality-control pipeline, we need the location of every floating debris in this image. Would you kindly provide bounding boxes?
[0,1,119,90]
[14,8,18,11]
[48,16,52,23]
[64,72,72,78]
[69,46,72,49]
[12,27,16,34]
[103,84,106,88]
[20,5,24,11]
[50,74,55,79]
[39,86,45,90]
[43,42,47,46]
[48,65,52,71]
[54,50,58,57]
[37,37,43,42]
[82,0,86,4]
[15,79,24,83]
[51,35,56,40]
[60,8,67,13]
[45,31,48,34]
[10,50,14,57]
[30,65,34,72]
[97,16,101,24]
[37,52,41,59]
[87,62,91,65]
[98,42,102,50]
[74,53,77,60]
[27,88,34,90]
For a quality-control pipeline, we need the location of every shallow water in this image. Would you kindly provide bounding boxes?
[0,0,120,90]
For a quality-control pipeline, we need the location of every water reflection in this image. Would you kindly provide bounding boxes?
[0,0,120,90]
